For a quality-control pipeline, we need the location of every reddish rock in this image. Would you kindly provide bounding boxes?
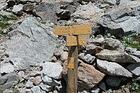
[78,61,105,91]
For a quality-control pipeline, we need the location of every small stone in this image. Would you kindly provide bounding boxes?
[90,88,100,93]
[18,71,25,78]
[98,82,107,91]
[39,83,51,92]
[23,3,34,12]
[79,53,95,64]
[61,51,68,61]
[31,86,45,93]
[0,63,14,74]
[42,75,52,84]
[32,76,42,85]
[30,71,41,77]
[25,89,32,93]
[12,4,23,15]
[91,35,105,44]
[26,80,34,88]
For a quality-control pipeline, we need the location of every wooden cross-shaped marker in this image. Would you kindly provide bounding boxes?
[54,24,92,93]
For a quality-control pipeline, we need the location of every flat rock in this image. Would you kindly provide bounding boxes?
[78,62,105,91]
[96,49,140,63]
[0,17,59,69]
[127,64,140,76]
[97,59,132,77]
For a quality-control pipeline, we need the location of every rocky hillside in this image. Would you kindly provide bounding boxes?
[0,0,140,93]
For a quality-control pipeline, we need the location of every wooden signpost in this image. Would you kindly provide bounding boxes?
[54,24,92,93]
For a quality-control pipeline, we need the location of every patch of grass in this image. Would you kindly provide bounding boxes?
[122,33,140,50]
[0,14,17,34]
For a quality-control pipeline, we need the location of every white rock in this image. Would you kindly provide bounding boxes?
[42,75,52,84]
[0,63,14,73]
[97,59,133,77]
[12,4,23,14]
[42,62,63,79]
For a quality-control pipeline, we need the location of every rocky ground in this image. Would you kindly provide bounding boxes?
[0,0,140,93]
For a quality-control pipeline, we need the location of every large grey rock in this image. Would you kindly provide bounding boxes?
[0,63,14,74]
[0,17,59,70]
[97,59,132,77]
[78,62,105,91]
[98,1,140,35]
[127,64,140,76]
[42,62,63,79]
[96,49,140,63]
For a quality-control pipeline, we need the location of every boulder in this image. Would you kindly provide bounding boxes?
[78,62,105,91]
[97,59,132,77]
[96,49,140,63]
[0,17,59,69]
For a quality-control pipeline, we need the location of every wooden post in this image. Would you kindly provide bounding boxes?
[54,24,92,93]
[67,46,78,93]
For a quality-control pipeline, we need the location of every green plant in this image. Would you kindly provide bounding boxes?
[122,33,140,50]
[130,80,140,93]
